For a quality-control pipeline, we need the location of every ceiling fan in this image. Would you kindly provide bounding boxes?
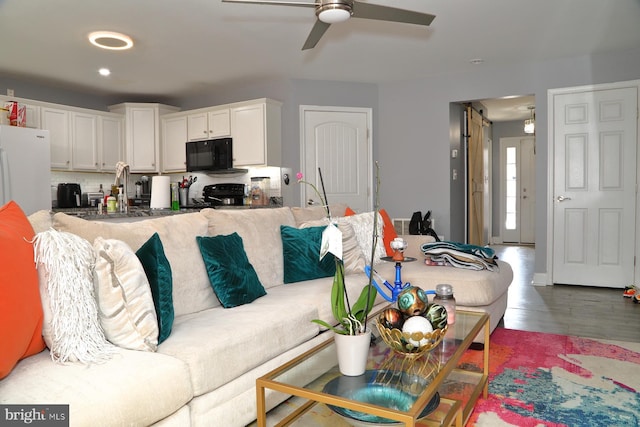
[221,0,435,50]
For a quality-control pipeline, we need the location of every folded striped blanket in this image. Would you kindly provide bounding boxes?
[420,241,499,271]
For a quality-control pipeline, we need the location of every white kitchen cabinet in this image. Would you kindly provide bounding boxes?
[0,97,39,128]
[69,112,123,172]
[20,103,40,128]
[109,103,179,173]
[230,99,281,167]
[41,107,71,170]
[99,115,124,171]
[162,114,188,172]
[208,108,231,138]
[71,112,98,171]
[187,108,231,141]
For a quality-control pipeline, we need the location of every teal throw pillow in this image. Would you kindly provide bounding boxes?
[135,232,174,344]
[281,225,336,284]
[196,233,266,308]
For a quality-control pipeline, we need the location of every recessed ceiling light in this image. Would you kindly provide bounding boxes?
[88,31,133,50]
[98,68,111,77]
[469,58,484,65]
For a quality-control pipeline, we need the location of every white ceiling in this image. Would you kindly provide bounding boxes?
[476,96,535,122]
[1,0,639,121]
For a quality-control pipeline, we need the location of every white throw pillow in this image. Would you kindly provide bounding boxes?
[34,229,116,364]
[337,212,386,265]
[300,219,367,274]
[93,237,159,352]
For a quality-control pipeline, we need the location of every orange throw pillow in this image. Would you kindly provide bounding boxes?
[345,207,398,257]
[379,209,398,256]
[0,201,46,379]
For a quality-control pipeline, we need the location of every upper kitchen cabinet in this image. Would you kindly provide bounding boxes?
[0,96,40,128]
[70,112,98,171]
[161,113,188,173]
[230,99,282,167]
[41,107,71,170]
[99,115,124,172]
[187,107,230,141]
[109,103,179,173]
[65,111,124,172]
[23,104,40,129]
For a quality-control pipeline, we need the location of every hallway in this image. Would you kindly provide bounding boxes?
[493,245,640,343]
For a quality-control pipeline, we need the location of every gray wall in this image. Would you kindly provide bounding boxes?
[177,78,379,207]
[448,103,465,243]
[378,46,640,275]
[4,45,640,278]
[0,75,179,109]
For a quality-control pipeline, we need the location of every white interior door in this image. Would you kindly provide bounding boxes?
[501,137,536,244]
[300,106,372,213]
[552,86,638,287]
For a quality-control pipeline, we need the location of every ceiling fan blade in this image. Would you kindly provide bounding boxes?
[351,1,435,26]
[302,19,331,50]
[221,0,315,7]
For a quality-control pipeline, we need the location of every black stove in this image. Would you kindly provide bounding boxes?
[202,183,245,206]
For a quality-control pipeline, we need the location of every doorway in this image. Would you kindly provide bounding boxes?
[299,106,373,212]
[500,136,536,244]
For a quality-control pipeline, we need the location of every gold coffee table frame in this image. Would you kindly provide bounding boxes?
[256,310,489,427]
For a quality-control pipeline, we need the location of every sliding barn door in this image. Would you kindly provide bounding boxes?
[467,107,485,246]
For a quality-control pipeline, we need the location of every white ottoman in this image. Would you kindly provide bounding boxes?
[375,236,514,342]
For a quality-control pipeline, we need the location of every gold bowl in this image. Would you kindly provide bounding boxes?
[375,318,448,357]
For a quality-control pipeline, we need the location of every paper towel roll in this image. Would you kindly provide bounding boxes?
[150,176,170,209]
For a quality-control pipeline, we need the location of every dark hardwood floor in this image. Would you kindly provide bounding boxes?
[493,244,640,343]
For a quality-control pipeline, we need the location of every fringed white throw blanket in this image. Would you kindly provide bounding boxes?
[33,229,116,364]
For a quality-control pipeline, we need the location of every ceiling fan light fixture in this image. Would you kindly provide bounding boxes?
[318,6,351,24]
[88,31,133,51]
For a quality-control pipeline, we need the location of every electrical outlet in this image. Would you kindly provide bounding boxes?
[6,89,14,97]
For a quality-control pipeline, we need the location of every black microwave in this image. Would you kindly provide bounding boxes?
[186,137,245,173]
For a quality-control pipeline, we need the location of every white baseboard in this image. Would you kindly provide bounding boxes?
[532,272,548,286]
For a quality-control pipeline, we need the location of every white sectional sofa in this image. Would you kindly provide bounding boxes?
[0,203,512,426]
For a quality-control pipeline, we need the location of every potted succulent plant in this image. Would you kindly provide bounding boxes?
[297,163,381,375]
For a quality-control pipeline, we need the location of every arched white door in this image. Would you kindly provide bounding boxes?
[300,106,372,213]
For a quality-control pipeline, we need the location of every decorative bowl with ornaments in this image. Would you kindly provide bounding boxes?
[375,286,448,356]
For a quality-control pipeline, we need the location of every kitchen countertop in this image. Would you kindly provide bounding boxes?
[52,203,281,220]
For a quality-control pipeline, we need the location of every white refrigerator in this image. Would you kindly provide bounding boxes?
[0,125,51,215]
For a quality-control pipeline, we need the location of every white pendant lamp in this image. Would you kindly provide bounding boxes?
[524,106,535,134]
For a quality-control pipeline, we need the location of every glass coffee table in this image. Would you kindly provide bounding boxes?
[256,310,489,427]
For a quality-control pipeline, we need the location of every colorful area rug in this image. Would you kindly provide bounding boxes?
[463,328,640,427]
[254,328,640,426]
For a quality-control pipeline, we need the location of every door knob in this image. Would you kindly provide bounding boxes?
[556,195,572,202]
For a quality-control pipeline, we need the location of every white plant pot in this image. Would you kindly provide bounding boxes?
[334,330,371,376]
